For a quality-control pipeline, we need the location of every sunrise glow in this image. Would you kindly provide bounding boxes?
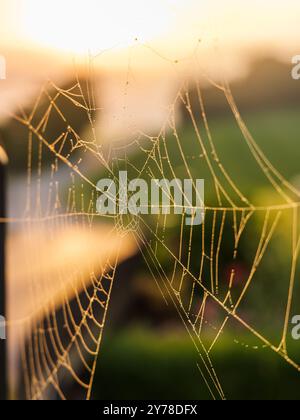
[22,0,176,54]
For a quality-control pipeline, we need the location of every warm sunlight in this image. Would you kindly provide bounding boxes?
[22,0,177,54]
[3,0,300,404]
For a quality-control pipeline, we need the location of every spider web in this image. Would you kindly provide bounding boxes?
[5,48,300,401]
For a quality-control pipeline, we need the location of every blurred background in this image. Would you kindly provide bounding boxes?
[0,0,300,400]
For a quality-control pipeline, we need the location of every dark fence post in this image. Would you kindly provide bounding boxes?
[0,145,8,400]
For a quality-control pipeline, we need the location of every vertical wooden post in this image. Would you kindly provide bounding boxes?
[0,145,8,400]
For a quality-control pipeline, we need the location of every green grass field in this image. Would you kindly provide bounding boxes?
[93,328,300,400]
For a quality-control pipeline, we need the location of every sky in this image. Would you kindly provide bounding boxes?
[1,0,300,136]
[1,0,300,61]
